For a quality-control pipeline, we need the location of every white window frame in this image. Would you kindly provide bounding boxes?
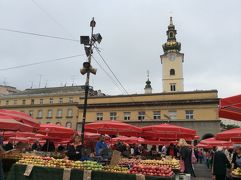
[170,83,176,92]
[59,98,63,104]
[110,112,117,120]
[47,110,52,118]
[67,109,73,117]
[138,111,145,121]
[37,110,43,118]
[153,111,161,120]
[186,110,194,120]
[124,112,131,120]
[57,109,62,118]
[96,112,103,121]
[40,99,44,104]
[49,98,54,104]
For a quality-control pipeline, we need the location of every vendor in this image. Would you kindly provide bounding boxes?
[0,136,5,180]
[67,134,82,161]
[42,140,55,152]
[167,143,178,158]
[232,146,241,169]
[95,135,107,156]
[32,140,41,151]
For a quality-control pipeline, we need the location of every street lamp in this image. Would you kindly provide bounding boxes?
[80,17,102,146]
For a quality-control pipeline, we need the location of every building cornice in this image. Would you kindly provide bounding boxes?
[77,98,219,109]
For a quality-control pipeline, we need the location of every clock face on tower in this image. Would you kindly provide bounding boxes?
[168,53,176,61]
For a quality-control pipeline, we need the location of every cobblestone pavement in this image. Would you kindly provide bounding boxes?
[192,163,212,180]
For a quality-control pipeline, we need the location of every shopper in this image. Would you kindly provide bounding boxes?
[232,146,241,169]
[178,138,195,177]
[0,136,5,180]
[95,135,108,156]
[212,146,231,180]
[67,134,82,161]
[166,143,178,158]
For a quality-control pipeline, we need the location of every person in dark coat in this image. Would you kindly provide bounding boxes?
[213,147,231,180]
[32,140,41,151]
[67,134,82,161]
[0,136,5,180]
[178,139,195,177]
[232,146,241,169]
[4,140,13,151]
[166,143,178,158]
[42,140,55,152]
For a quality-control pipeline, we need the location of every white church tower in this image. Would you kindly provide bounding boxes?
[160,17,184,92]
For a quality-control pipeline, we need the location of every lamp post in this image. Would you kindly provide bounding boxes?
[80,18,102,146]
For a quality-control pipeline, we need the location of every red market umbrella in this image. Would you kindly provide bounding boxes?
[0,109,39,129]
[142,139,178,146]
[38,124,76,139]
[198,138,232,147]
[112,136,144,144]
[219,94,241,121]
[0,115,34,132]
[85,121,141,136]
[216,128,241,142]
[141,124,196,140]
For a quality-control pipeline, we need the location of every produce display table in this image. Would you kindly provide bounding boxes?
[7,164,175,180]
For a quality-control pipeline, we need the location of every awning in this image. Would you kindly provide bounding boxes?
[219,94,241,121]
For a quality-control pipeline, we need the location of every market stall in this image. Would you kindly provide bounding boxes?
[6,154,176,180]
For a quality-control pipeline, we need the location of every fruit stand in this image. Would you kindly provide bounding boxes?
[6,155,176,180]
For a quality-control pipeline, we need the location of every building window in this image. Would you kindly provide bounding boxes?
[67,109,73,117]
[110,112,117,120]
[170,69,175,76]
[56,109,62,118]
[124,112,131,120]
[186,110,194,120]
[59,98,63,104]
[66,122,72,128]
[69,97,73,103]
[169,32,174,38]
[31,99,34,105]
[138,111,145,121]
[96,113,103,121]
[5,100,9,105]
[47,110,52,118]
[49,98,54,104]
[29,110,33,117]
[153,111,161,120]
[37,110,43,118]
[14,100,17,105]
[22,100,26,105]
[168,110,177,120]
[170,83,176,92]
[40,99,43,104]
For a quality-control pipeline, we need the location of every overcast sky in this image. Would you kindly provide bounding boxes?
[0,0,240,98]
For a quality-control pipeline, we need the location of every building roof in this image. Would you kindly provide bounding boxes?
[1,85,101,98]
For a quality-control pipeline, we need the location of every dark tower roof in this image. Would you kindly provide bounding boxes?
[162,17,181,53]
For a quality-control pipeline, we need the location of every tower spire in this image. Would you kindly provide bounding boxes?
[170,16,173,26]
[162,17,181,53]
[144,70,152,94]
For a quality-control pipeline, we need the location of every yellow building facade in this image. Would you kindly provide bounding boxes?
[0,17,221,138]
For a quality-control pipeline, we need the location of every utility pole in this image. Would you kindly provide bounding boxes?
[80,18,102,146]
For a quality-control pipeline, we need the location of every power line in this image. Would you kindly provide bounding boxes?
[94,48,129,95]
[0,28,79,42]
[92,55,125,94]
[0,54,84,71]
[31,0,74,39]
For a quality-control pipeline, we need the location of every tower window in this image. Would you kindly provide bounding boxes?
[170,69,175,76]
[170,83,176,92]
[169,32,174,38]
